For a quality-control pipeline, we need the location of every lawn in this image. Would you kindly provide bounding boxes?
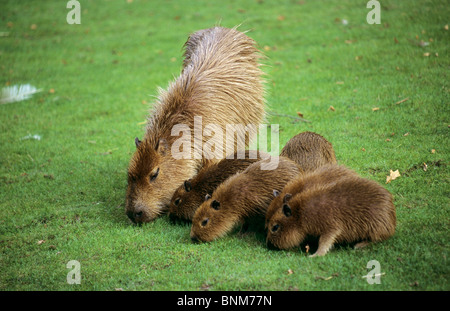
[0,0,448,291]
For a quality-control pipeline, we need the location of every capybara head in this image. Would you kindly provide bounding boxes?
[266,193,303,250]
[190,194,238,243]
[168,179,197,222]
[126,137,196,224]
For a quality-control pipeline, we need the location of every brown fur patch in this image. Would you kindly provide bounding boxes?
[126,26,266,223]
[190,156,302,242]
[266,165,396,256]
[280,131,337,172]
[168,150,264,222]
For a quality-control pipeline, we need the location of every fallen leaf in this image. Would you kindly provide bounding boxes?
[37,240,45,245]
[444,24,448,30]
[423,163,428,171]
[385,138,391,142]
[361,148,366,152]
[115,288,124,291]
[49,88,55,94]
[263,45,271,51]
[386,169,401,184]
[431,149,435,154]
[328,105,335,111]
[403,132,409,136]
[372,107,379,111]
[296,111,304,118]
[423,52,430,57]
[287,269,294,275]
[30,24,37,30]
[435,52,439,57]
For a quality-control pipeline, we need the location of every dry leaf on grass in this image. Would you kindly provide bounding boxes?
[37,240,45,245]
[287,269,294,275]
[386,169,401,184]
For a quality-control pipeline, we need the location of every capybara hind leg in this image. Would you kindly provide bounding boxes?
[354,240,370,249]
[310,231,339,257]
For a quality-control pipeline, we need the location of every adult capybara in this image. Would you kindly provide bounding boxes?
[126,27,266,223]
[168,150,264,223]
[280,131,336,172]
[266,165,396,256]
[190,156,303,242]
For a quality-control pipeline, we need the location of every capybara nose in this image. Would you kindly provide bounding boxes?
[266,240,279,251]
[127,211,136,223]
[135,211,143,220]
[191,235,199,243]
[169,212,177,224]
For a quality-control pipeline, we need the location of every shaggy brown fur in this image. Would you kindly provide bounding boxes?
[190,156,303,242]
[126,26,266,223]
[280,131,337,172]
[265,164,358,225]
[266,165,396,256]
[168,150,264,223]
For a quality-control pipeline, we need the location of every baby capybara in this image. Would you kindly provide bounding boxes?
[168,150,264,223]
[266,165,396,256]
[265,164,358,225]
[126,27,266,223]
[190,156,303,242]
[280,131,336,172]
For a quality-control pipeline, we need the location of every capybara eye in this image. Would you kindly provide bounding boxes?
[201,218,209,227]
[149,167,160,182]
[174,198,181,206]
[271,224,280,233]
[211,200,220,210]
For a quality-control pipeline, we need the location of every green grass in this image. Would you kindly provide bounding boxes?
[1,0,449,291]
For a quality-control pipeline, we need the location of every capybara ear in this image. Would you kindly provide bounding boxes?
[283,193,292,204]
[184,179,192,192]
[273,189,280,197]
[135,137,142,148]
[156,138,168,156]
[211,200,220,210]
[204,194,211,201]
[282,204,292,217]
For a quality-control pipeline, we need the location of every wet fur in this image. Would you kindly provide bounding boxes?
[126,26,266,223]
